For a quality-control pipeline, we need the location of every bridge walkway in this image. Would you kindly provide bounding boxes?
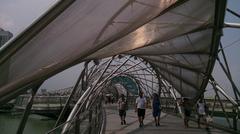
[104,104,229,134]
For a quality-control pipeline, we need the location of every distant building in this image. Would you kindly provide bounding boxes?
[0,28,13,47]
[0,28,13,86]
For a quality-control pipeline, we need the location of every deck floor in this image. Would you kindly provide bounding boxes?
[105,104,229,134]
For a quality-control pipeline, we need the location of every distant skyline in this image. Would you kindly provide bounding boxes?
[0,28,13,47]
[0,0,239,98]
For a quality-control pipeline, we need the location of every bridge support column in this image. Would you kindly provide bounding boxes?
[55,64,86,127]
[75,114,80,134]
[233,108,238,131]
[88,110,92,134]
[210,80,233,129]
[17,84,40,134]
[161,79,183,117]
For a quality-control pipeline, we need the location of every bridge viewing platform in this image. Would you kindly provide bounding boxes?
[1,94,237,133]
[1,0,240,133]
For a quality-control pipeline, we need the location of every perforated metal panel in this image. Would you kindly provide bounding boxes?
[0,0,224,102]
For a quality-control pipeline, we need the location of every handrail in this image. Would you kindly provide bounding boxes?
[46,111,89,134]
[47,100,104,134]
[99,107,107,134]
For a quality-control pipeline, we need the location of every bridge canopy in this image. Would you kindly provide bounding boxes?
[0,0,226,103]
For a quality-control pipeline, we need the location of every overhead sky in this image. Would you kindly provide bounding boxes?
[0,0,58,34]
[209,0,240,98]
[0,0,239,97]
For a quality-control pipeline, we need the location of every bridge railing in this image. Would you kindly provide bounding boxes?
[160,97,237,113]
[15,95,69,109]
[46,100,105,134]
[160,97,240,133]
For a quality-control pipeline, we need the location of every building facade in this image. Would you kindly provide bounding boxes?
[0,28,13,47]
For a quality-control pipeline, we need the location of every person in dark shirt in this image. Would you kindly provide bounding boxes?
[118,94,127,125]
[181,98,192,128]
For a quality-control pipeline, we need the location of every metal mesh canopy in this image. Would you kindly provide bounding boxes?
[81,56,160,97]
[0,0,226,103]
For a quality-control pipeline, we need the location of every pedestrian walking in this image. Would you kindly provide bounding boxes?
[180,98,192,128]
[135,92,147,127]
[118,94,127,125]
[197,99,209,129]
[152,93,161,126]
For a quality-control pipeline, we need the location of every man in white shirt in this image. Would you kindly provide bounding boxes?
[135,92,147,127]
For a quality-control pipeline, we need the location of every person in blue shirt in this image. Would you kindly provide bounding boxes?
[152,93,161,126]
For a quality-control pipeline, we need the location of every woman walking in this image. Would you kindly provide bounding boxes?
[118,94,127,125]
[152,93,161,126]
